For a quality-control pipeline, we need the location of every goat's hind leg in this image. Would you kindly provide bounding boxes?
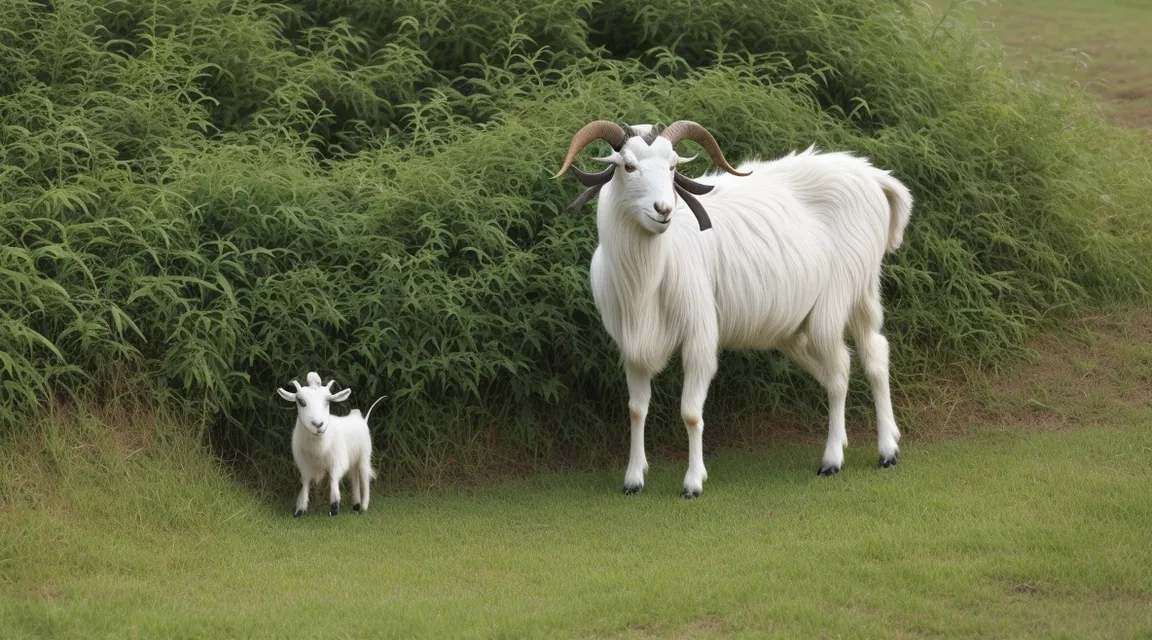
[782,331,848,475]
[349,469,362,513]
[358,460,372,512]
[800,312,852,476]
[850,294,901,468]
[328,466,345,516]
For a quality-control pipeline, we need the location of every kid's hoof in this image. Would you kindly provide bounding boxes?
[879,453,899,468]
[681,488,701,499]
[817,464,841,476]
[294,509,304,518]
[329,502,339,516]
[622,484,644,495]
[352,503,362,513]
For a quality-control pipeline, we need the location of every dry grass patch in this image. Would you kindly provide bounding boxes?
[935,0,1152,127]
[901,305,1152,448]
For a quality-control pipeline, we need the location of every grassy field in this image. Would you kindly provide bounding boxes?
[939,0,1152,126]
[4,0,1152,637]
[3,311,1151,638]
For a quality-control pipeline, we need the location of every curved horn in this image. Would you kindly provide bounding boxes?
[290,380,302,392]
[660,121,750,177]
[552,120,627,179]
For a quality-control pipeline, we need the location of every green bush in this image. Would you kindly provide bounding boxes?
[3,0,1150,476]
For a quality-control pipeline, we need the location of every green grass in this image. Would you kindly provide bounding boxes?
[5,3,1152,636]
[3,311,1152,638]
[936,0,1152,127]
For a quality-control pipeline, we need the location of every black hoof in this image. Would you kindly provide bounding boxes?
[817,464,841,476]
[879,453,899,468]
[294,509,304,518]
[329,502,339,516]
[352,503,362,513]
[622,484,643,495]
[681,488,701,499]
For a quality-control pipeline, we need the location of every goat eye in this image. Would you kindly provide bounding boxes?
[624,164,636,173]
[297,399,305,407]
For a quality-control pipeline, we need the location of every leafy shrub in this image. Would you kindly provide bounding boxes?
[2,0,1150,477]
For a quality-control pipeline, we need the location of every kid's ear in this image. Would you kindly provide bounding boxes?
[277,388,297,402]
[330,388,352,403]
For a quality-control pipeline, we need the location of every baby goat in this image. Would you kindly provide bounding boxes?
[554,120,913,498]
[277,372,385,516]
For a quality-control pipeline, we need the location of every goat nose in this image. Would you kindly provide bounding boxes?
[654,201,672,217]
[311,420,323,428]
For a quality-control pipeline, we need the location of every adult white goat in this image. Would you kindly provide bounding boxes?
[553,120,913,498]
[277,372,385,516]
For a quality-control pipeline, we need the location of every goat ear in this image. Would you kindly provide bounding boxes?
[276,387,296,402]
[675,185,713,231]
[330,388,352,403]
[593,151,622,165]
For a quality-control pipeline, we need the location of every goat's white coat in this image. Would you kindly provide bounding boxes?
[277,372,383,515]
[583,129,912,495]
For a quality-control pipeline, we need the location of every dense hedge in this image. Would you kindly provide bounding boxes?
[3,0,1150,474]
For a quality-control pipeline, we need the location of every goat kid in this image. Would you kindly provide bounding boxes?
[554,120,913,498]
[277,372,385,516]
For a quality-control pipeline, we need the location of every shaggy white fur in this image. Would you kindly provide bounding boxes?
[573,125,912,497]
[277,372,384,516]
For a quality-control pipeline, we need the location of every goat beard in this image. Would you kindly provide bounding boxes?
[566,167,716,231]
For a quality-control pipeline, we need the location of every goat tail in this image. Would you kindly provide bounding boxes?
[877,172,913,254]
[364,394,389,425]
[364,395,386,482]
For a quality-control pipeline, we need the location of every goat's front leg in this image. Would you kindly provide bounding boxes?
[328,466,345,516]
[623,363,652,494]
[681,342,718,499]
[295,472,311,517]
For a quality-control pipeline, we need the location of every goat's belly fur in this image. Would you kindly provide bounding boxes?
[716,312,807,351]
[711,264,826,351]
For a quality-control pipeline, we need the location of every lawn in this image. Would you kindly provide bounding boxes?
[3,1,1152,637]
[3,311,1151,638]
